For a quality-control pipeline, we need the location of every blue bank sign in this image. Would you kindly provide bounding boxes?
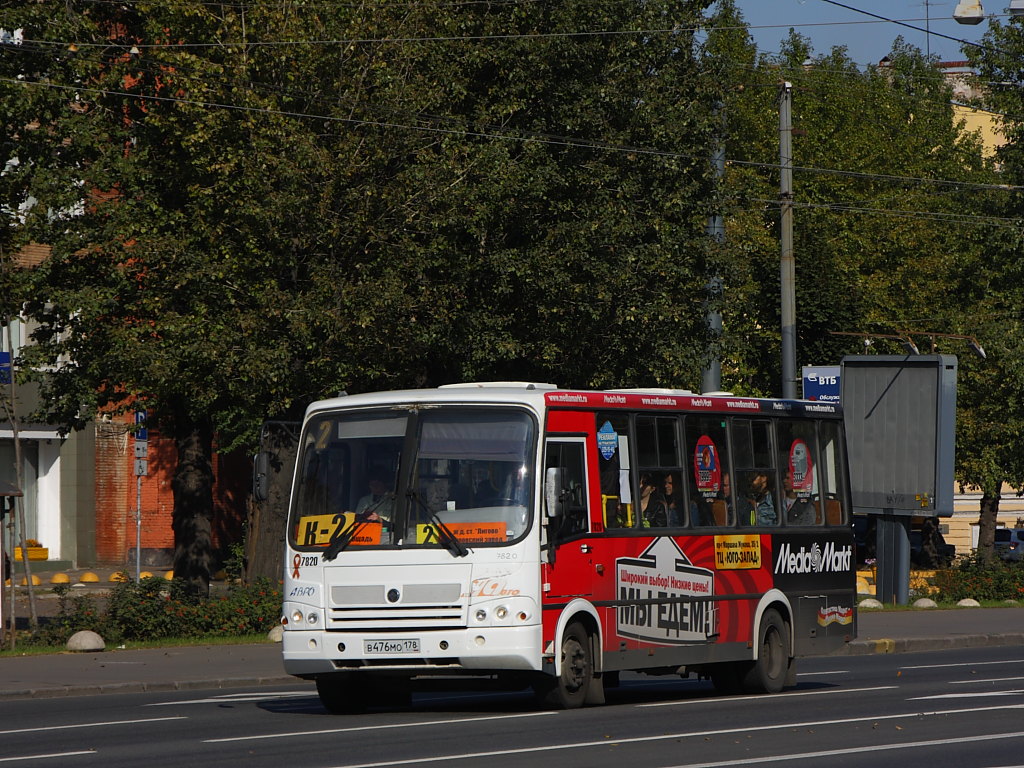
[802,365,840,402]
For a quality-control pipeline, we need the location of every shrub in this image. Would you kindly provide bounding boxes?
[932,553,1024,602]
[36,576,282,646]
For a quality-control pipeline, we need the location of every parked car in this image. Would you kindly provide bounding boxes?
[994,528,1024,562]
[909,530,956,568]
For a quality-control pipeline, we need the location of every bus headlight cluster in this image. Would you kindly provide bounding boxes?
[284,608,321,627]
[470,599,535,626]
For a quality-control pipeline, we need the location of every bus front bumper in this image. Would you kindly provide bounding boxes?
[282,624,543,676]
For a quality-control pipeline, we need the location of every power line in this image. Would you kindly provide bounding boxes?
[816,0,1013,57]
[3,71,1018,197]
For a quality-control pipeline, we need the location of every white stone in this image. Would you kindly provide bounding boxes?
[267,624,284,643]
[858,598,884,609]
[913,598,938,609]
[957,598,981,608]
[66,630,105,652]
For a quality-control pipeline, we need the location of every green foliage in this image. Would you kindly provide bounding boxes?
[932,554,1024,602]
[37,576,282,646]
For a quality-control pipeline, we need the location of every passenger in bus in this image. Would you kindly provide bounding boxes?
[638,472,667,528]
[742,470,777,526]
[783,466,815,525]
[663,472,685,526]
[355,468,395,525]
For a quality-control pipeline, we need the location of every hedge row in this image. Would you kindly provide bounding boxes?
[36,575,282,646]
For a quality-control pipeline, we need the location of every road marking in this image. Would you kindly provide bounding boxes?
[656,729,1024,767]
[950,676,1024,684]
[0,717,185,736]
[795,669,848,676]
[0,751,95,763]
[148,691,310,706]
[901,659,1024,670]
[204,711,556,743]
[321,703,1024,767]
[638,685,896,707]
[910,690,1024,700]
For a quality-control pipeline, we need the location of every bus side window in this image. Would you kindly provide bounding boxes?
[544,439,589,536]
[817,420,849,527]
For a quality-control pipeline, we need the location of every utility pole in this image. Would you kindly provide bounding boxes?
[702,103,725,395]
[779,82,797,400]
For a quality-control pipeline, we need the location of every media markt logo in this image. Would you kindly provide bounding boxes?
[616,538,717,645]
[774,540,852,575]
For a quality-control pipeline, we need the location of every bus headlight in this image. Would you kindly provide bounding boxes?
[291,609,304,624]
[475,608,488,622]
[306,612,319,626]
[495,606,509,620]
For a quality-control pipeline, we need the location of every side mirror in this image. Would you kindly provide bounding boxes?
[252,451,270,502]
[545,467,565,519]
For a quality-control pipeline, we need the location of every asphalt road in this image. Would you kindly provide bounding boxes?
[4,645,1024,768]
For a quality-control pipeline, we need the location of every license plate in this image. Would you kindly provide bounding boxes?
[364,638,420,655]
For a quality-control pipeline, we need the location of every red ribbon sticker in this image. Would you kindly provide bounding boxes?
[292,553,301,579]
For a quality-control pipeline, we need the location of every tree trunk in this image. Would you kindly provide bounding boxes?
[977,492,1000,563]
[244,420,298,584]
[172,418,215,597]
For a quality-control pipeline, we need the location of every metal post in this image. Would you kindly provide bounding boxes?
[702,103,725,394]
[779,82,797,399]
[135,475,142,581]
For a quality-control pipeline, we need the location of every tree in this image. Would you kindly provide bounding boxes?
[5,1,728,593]
[708,15,993,401]
[959,17,1024,558]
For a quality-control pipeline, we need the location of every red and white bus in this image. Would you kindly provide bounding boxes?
[281,383,855,711]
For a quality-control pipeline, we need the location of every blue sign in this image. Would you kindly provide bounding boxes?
[597,421,618,460]
[135,410,148,441]
[802,365,841,402]
[0,351,8,385]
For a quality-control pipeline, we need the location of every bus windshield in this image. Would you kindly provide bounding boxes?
[290,407,535,551]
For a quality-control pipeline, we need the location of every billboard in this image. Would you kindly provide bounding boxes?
[840,355,957,517]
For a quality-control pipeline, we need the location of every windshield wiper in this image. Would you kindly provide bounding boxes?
[322,518,365,562]
[430,513,470,558]
[406,490,469,558]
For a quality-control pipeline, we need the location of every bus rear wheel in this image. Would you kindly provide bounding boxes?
[535,621,593,709]
[741,608,791,694]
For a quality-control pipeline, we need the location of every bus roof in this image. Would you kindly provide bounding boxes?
[304,382,843,420]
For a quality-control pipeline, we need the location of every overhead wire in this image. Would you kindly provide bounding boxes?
[0,4,1020,227]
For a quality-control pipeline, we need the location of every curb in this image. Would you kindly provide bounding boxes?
[840,632,1024,655]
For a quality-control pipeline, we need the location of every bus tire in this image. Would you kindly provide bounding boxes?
[536,621,593,709]
[742,608,790,694]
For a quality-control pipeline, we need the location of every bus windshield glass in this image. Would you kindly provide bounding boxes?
[290,407,535,551]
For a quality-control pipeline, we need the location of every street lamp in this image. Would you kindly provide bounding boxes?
[954,0,986,24]
[955,1,1024,24]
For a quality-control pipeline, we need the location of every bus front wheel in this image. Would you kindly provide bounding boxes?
[741,608,791,694]
[536,621,593,709]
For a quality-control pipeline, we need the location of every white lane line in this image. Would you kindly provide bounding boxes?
[204,711,556,743]
[0,751,95,763]
[951,676,1024,684]
[910,690,1024,700]
[657,729,1024,767]
[148,691,310,706]
[638,685,896,707]
[321,702,1024,768]
[901,659,1024,670]
[796,670,848,676]
[0,716,185,736]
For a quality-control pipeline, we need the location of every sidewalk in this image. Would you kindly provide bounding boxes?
[0,607,1021,700]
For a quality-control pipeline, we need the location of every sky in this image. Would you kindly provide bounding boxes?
[729,0,999,66]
